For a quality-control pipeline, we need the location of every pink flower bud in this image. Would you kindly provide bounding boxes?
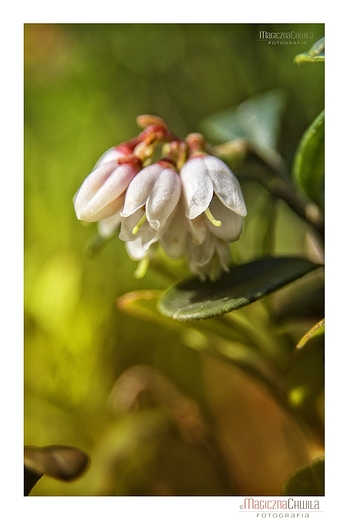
[74,157,141,223]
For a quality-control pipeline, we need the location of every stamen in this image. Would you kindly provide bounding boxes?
[134,257,150,279]
[204,207,222,227]
[132,213,147,235]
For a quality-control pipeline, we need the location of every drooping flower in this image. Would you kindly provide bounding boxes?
[119,161,181,250]
[73,115,248,281]
[180,154,247,222]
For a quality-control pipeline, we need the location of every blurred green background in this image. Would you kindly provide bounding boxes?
[24,23,324,496]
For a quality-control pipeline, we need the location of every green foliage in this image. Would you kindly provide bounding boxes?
[158,257,321,321]
[201,89,285,167]
[294,37,325,64]
[293,110,324,209]
[24,24,324,497]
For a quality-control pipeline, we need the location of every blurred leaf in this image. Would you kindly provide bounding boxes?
[117,290,172,325]
[237,89,285,167]
[282,457,324,495]
[24,445,90,495]
[294,37,325,64]
[118,291,283,394]
[287,328,324,435]
[293,110,324,209]
[200,107,246,142]
[200,89,285,168]
[89,410,171,495]
[158,257,321,321]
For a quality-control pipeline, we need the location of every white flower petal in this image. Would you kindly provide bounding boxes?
[88,195,125,222]
[119,209,160,248]
[160,202,188,258]
[203,155,247,217]
[205,197,244,241]
[119,209,146,242]
[125,237,148,260]
[187,215,208,245]
[121,163,162,218]
[214,239,231,272]
[188,237,231,281]
[180,157,214,219]
[146,168,181,230]
[187,232,215,267]
[74,162,138,222]
[74,160,119,217]
[98,212,122,238]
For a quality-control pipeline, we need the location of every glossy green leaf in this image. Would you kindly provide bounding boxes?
[293,110,324,209]
[294,37,325,64]
[158,256,321,321]
[282,457,324,496]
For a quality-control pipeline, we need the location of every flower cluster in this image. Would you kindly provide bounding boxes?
[74,115,247,281]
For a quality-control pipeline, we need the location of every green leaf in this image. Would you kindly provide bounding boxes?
[293,110,324,209]
[294,37,325,64]
[200,89,285,168]
[282,457,324,496]
[157,256,321,321]
[200,107,246,143]
[237,89,285,166]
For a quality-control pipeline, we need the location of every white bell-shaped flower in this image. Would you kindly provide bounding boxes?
[119,162,181,248]
[180,155,247,221]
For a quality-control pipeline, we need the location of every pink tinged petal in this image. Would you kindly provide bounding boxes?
[89,195,125,222]
[74,162,139,222]
[202,156,247,217]
[146,168,181,230]
[206,197,244,242]
[98,212,122,238]
[74,160,119,215]
[180,157,214,219]
[94,147,126,168]
[121,163,163,218]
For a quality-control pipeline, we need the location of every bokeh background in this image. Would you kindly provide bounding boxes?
[24,23,324,496]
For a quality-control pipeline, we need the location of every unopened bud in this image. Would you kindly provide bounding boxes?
[136,114,168,130]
